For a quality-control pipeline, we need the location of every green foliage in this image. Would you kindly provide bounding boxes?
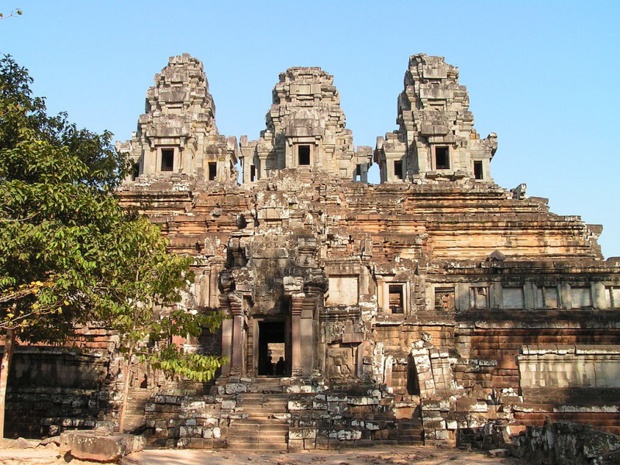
[147,309,225,382]
[0,55,223,386]
[149,345,224,383]
[0,55,128,343]
[92,215,224,382]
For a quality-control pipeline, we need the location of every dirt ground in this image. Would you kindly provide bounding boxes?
[0,444,528,465]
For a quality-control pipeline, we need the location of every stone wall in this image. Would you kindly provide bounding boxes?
[519,345,620,390]
[511,422,620,465]
[5,347,112,438]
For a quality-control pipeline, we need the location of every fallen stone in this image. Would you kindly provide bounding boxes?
[487,448,510,457]
[60,430,145,462]
[40,436,61,446]
[15,437,38,449]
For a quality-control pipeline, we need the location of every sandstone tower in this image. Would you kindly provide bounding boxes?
[238,67,372,184]
[117,54,238,183]
[375,54,497,183]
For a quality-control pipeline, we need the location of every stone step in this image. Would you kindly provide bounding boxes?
[236,404,288,411]
[228,433,288,442]
[227,442,288,451]
[237,392,289,401]
[245,380,286,393]
[398,438,425,445]
[128,391,152,399]
[124,400,150,410]
[226,436,288,451]
[229,424,288,434]
[233,415,290,424]
[122,414,147,433]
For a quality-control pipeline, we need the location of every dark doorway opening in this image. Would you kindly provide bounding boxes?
[394,160,403,179]
[435,147,450,170]
[473,160,483,180]
[298,145,311,166]
[208,162,217,181]
[258,321,289,376]
[161,148,174,171]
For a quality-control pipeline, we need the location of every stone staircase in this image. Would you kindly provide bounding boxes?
[122,389,152,433]
[397,419,425,445]
[226,380,290,451]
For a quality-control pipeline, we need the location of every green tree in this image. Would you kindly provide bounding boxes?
[92,216,223,433]
[0,55,223,436]
[0,54,129,438]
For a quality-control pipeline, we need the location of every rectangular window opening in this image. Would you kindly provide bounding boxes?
[131,162,140,180]
[250,165,257,182]
[298,145,311,166]
[208,162,217,181]
[355,164,362,182]
[389,284,404,313]
[435,147,450,170]
[394,160,403,179]
[161,148,174,172]
[474,160,483,179]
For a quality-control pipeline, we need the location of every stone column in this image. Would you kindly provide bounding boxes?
[220,317,233,376]
[290,294,304,377]
[230,296,244,377]
[300,298,315,377]
[218,292,232,377]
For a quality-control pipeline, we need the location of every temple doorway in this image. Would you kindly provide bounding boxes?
[257,320,290,377]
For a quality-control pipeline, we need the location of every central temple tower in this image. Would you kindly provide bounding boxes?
[239,67,372,184]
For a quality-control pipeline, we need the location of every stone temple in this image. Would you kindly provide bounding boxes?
[7,53,620,451]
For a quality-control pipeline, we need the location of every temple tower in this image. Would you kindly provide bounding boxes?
[375,54,497,183]
[118,54,238,183]
[239,67,372,183]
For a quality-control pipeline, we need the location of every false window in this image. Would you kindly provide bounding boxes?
[571,286,592,309]
[435,147,450,170]
[326,276,359,306]
[536,286,559,309]
[389,284,404,313]
[208,162,217,181]
[161,148,174,171]
[474,160,483,179]
[434,287,455,311]
[470,286,489,309]
[502,287,524,309]
[394,160,404,179]
[298,145,311,166]
[605,286,620,308]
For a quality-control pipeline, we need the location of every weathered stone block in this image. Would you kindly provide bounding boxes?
[60,431,145,462]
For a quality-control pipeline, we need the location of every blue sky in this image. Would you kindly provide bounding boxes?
[2,1,619,257]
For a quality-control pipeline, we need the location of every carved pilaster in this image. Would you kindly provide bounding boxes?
[290,294,305,377]
[229,294,244,377]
